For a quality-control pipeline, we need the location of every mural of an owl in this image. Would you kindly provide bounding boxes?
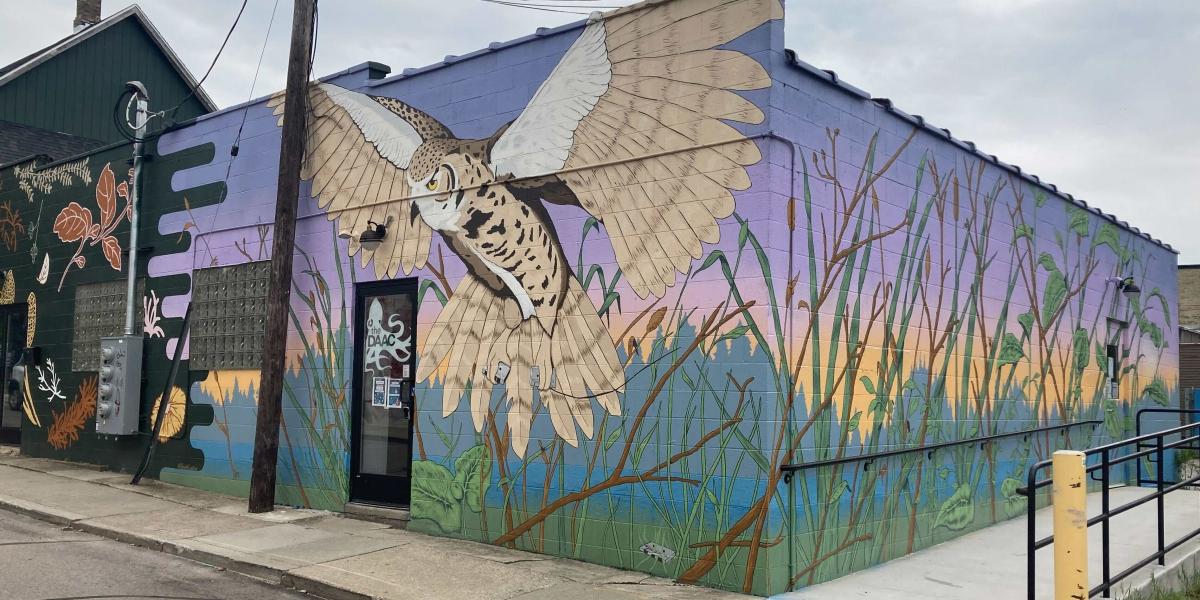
[269,0,781,457]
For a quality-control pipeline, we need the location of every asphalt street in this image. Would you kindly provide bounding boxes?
[0,507,310,600]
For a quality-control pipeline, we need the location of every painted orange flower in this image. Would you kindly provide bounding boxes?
[52,163,131,291]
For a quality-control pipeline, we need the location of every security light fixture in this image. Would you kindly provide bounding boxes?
[358,220,388,251]
[1116,276,1140,301]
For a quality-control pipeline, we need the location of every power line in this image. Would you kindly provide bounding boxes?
[196,0,283,267]
[479,0,596,15]
[111,0,251,143]
[162,0,251,121]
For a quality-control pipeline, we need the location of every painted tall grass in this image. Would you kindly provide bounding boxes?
[279,225,356,511]
[407,127,1175,596]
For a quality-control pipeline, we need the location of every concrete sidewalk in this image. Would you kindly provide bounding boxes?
[0,449,748,600]
[776,486,1200,599]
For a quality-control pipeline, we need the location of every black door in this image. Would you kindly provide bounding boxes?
[349,279,417,506]
[0,306,28,445]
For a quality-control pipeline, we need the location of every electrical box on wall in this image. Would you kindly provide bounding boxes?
[96,335,142,436]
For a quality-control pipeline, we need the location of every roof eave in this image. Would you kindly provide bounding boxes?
[0,4,217,113]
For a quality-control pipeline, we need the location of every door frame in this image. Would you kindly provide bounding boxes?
[0,303,27,446]
[348,278,418,506]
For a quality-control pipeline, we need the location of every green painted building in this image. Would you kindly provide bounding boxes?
[0,2,215,165]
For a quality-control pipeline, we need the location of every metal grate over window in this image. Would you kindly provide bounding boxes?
[73,279,143,372]
[189,261,270,370]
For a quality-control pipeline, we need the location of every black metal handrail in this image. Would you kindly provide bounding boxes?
[780,420,1102,476]
[1018,417,1200,599]
[1135,408,1200,486]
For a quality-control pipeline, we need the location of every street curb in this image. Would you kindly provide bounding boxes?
[73,518,166,552]
[1122,544,1200,598]
[281,572,374,600]
[0,494,363,600]
[0,494,84,525]
[161,540,285,585]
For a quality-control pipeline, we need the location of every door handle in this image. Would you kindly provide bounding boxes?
[402,381,415,420]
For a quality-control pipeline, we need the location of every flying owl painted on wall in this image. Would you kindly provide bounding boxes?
[270,0,781,457]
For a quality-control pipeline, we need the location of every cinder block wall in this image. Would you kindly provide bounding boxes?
[764,37,1180,591]
[2,0,1180,596]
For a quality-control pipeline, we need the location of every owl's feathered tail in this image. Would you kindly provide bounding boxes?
[416,275,623,457]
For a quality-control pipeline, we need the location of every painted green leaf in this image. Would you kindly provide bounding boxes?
[1001,477,1026,518]
[632,422,658,465]
[1095,342,1108,372]
[1013,224,1034,242]
[1034,190,1047,208]
[1067,206,1090,237]
[847,411,862,432]
[1149,323,1165,349]
[1104,400,1125,439]
[718,324,750,343]
[830,479,850,504]
[938,467,951,480]
[604,425,622,451]
[869,395,889,416]
[453,444,491,513]
[411,460,462,533]
[745,447,772,474]
[418,279,448,307]
[580,216,600,240]
[1037,252,1058,273]
[1093,223,1121,253]
[1149,288,1173,329]
[737,219,750,249]
[1055,230,1065,249]
[998,333,1025,366]
[696,249,725,274]
[859,376,876,396]
[680,369,695,388]
[1143,378,1170,407]
[1072,328,1090,374]
[1042,270,1067,320]
[1017,312,1034,336]
[934,484,975,531]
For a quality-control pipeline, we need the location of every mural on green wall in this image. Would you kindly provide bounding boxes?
[0,144,212,473]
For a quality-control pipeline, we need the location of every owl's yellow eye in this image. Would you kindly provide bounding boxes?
[426,179,438,191]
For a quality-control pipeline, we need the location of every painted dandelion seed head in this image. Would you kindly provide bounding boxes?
[150,386,187,441]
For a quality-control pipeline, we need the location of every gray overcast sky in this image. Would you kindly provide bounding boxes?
[1,0,1196,263]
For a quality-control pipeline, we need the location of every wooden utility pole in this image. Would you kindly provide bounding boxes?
[249,0,315,513]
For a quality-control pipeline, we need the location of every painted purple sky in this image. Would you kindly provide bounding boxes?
[1,1,1193,263]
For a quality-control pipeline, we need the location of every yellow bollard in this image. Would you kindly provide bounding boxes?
[1053,450,1089,600]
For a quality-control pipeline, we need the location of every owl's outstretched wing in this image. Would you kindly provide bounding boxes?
[488,0,780,298]
[268,83,448,278]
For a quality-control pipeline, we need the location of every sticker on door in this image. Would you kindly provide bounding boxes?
[364,298,412,371]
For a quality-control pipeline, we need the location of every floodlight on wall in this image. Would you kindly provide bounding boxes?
[338,217,390,251]
[358,220,388,251]
[1118,277,1140,300]
[1110,276,1141,302]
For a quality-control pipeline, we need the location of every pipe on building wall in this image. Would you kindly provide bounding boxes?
[123,81,148,336]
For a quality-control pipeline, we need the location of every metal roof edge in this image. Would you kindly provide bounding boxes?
[0,153,52,172]
[369,18,588,87]
[0,139,128,172]
[125,5,218,112]
[782,49,1176,255]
